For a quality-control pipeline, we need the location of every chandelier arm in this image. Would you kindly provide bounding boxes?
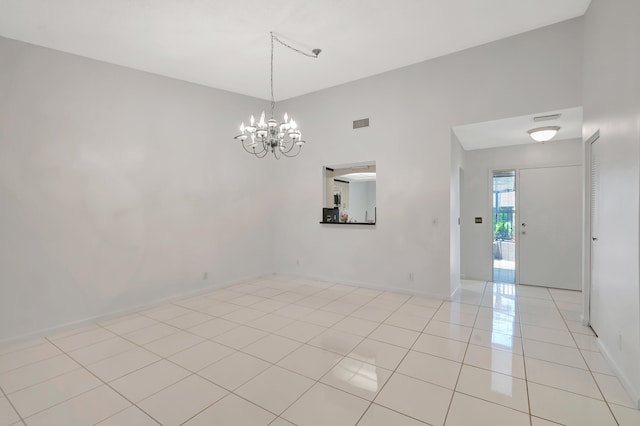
[281,144,302,158]
[280,140,296,154]
[241,139,267,156]
[253,145,270,158]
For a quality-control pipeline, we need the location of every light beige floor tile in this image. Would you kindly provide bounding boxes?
[274,305,316,320]
[282,382,369,426]
[183,393,275,426]
[246,313,293,333]
[473,315,521,336]
[397,350,461,389]
[277,344,342,380]
[0,343,62,374]
[525,357,602,399]
[423,320,472,343]
[68,336,136,365]
[0,397,20,426]
[141,304,192,321]
[531,417,563,425]
[580,349,613,374]
[368,324,418,349]
[204,301,242,317]
[251,299,289,313]
[572,333,600,351]
[223,307,267,324]
[235,366,314,415]
[375,372,452,426]
[122,322,180,345]
[8,368,101,418]
[86,347,160,382]
[433,310,477,327]
[187,318,238,339]
[455,365,528,412]
[593,372,637,408]
[52,328,116,352]
[610,403,640,426]
[445,392,529,426]
[351,307,393,323]
[302,310,345,327]
[333,317,379,337]
[211,325,268,349]
[309,329,364,356]
[0,338,47,357]
[357,403,427,426]
[565,320,596,336]
[383,313,430,331]
[412,334,467,362]
[138,375,227,426]
[165,311,212,329]
[198,351,270,391]
[275,321,327,343]
[322,301,361,316]
[241,334,302,363]
[528,382,617,426]
[95,405,160,426]
[24,385,129,426]
[521,324,575,347]
[349,338,409,370]
[168,340,234,372]
[0,354,79,394]
[110,359,190,402]
[470,329,523,354]
[269,417,296,425]
[406,295,443,309]
[230,294,267,307]
[102,314,157,335]
[463,344,525,379]
[143,331,204,357]
[320,357,391,400]
[523,339,587,369]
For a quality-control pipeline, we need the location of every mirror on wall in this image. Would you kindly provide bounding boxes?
[322,162,376,224]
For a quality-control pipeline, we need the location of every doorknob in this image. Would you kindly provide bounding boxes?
[521,223,526,227]
[592,237,598,241]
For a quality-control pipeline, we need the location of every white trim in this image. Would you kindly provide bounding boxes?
[597,338,640,409]
[0,273,273,346]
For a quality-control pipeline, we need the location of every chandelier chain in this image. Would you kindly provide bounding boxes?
[270,32,319,116]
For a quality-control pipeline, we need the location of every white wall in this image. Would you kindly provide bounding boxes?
[461,139,583,281]
[0,37,276,342]
[272,19,584,298]
[583,0,640,406]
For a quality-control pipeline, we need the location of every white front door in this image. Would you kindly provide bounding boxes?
[519,166,582,290]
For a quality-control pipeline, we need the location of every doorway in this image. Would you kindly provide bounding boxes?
[492,171,516,283]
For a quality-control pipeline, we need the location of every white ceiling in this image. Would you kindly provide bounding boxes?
[0,0,591,101]
[453,106,583,151]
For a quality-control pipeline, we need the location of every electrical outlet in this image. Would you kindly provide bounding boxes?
[203,272,208,280]
[409,272,414,281]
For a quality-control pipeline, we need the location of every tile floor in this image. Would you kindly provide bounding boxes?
[0,276,639,425]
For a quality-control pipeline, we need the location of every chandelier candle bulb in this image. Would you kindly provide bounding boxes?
[233,32,320,159]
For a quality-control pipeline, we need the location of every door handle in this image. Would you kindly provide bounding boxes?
[521,223,526,227]
[592,237,598,241]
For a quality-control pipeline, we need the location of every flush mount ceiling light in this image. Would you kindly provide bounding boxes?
[527,126,561,142]
[234,33,321,159]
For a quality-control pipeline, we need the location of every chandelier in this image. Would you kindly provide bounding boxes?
[234,33,321,159]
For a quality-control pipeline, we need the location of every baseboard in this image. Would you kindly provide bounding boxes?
[278,272,451,300]
[597,339,640,409]
[0,273,273,346]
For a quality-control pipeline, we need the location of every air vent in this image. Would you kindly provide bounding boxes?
[533,114,561,122]
[353,118,369,129]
